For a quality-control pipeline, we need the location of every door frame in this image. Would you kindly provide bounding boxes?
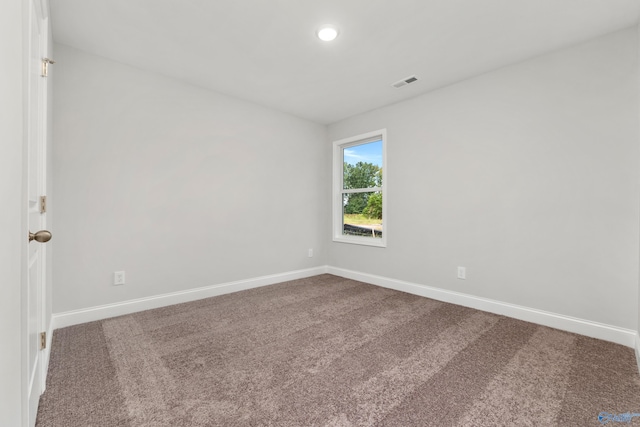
[0,0,28,425]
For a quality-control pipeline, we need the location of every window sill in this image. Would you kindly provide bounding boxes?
[332,235,386,248]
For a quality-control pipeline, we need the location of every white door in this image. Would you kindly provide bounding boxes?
[25,0,50,424]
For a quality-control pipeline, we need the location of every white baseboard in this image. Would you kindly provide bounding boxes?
[328,266,637,348]
[51,264,637,350]
[635,334,640,375]
[52,266,328,330]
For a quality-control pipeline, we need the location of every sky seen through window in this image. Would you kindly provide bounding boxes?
[343,140,382,167]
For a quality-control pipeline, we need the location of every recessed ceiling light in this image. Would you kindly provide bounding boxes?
[317,25,339,42]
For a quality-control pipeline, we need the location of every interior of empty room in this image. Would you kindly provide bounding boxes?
[3,1,640,426]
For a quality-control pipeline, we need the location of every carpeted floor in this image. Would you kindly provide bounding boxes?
[36,274,640,426]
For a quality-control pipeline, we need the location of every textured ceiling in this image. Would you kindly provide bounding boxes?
[51,0,640,124]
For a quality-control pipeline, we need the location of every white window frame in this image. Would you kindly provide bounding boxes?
[333,129,387,247]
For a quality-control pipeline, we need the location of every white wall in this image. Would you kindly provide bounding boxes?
[52,44,329,313]
[329,28,639,330]
[0,0,25,425]
[51,28,640,337]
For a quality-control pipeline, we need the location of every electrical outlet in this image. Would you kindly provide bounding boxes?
[308,248,313,258]
[457,266,466,280]
[114,271,125,285]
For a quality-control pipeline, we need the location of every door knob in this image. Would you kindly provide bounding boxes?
[29,230,52,243]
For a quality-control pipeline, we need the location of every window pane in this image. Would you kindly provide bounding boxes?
[342,191,383,238]
[333,129,386,247]
[343,140,383,190]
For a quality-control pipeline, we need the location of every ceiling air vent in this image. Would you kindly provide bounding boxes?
[392,75,418,89]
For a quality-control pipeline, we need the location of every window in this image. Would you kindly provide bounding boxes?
[333,129,386,247]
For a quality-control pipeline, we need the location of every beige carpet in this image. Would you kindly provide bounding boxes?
[36,274,640,426]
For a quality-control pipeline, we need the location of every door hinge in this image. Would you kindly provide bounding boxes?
[41,58,55,78]
[40,195,47,213]
[40,332,46,350]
